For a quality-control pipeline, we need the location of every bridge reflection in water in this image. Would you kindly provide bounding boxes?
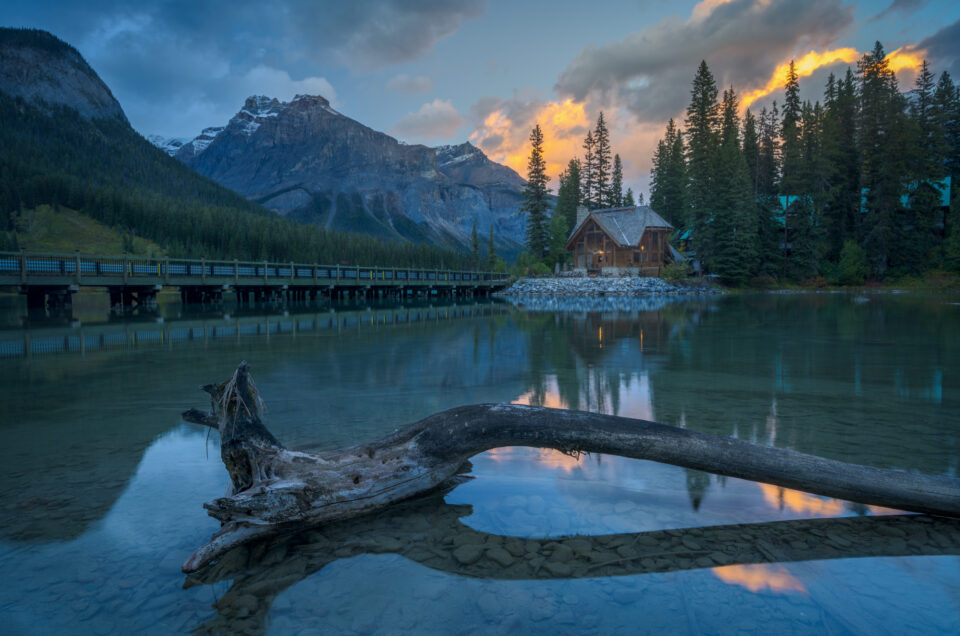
[0,300,511,359]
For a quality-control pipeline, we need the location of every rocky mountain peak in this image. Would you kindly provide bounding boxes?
[174,94,526,256]
[436,142,483,168]
[0,28,127,122]
[290,94,338,113]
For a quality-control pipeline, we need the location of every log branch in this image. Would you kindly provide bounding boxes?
[181,362,960,574]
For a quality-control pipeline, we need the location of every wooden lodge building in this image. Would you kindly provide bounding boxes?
[565,205,682,276]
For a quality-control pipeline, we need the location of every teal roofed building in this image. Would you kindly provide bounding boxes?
[860,176,951,214]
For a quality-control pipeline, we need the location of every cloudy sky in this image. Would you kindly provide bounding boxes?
[5,0,960,196]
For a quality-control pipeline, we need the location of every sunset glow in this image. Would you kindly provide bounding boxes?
[758,483,847,516]
[742,45,927,109]
[741,48,860,108]
[887,46,928,74]
[712,564,808,594]
[485,446,586,473]
[470,98,589,186]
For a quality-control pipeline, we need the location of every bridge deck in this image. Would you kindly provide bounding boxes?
[0,251,510,291]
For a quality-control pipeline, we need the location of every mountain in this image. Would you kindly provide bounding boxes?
[170,94,526,255]
[0,28,471,268]
[0,28,127,122]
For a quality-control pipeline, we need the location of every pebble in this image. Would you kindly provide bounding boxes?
[453,544,484,565]
[681,536,703,551]
[544,561,573,576]
[486,547,515,567]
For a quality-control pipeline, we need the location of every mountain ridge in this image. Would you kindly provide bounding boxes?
[165,94,526,255]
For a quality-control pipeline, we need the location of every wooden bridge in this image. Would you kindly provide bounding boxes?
[0,251,511,309]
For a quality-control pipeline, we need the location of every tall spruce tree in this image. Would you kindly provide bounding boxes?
[902,60,946,271]
[581,129,597,209]
[820,70,861,261]
[610,154,624,207]
[684,61,721,261]
[471,219,480,269]
[779,60,804,279]
[934,72,960,271]
[711,87,758,283]
[555,159,582,232]
[650,118,687,227]
[742,109,760,197]
[593,112,612,207]
[858,41,909,276]
[486,224,496,270]
[521,124,551,260]
[756,104,782,276]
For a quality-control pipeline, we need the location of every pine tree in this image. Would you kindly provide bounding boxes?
[711,87,758,283]
[636,191,644,205]
[902,60,947,271]
[650,118,686,227]
[471,218,480,270]
[755,104,782,277]
[779,60,803,279]
[821,70,861,261]
[555,159,582,231]
[581,129,596,209]
[610,154,624,207]
[593,112,612,207]
[858,41,909,276]
[685,61,720,261]
[486,224,496,270]
[521,124,551,260]
[742,109,760,197]
[934,72,960,269]
[624,188,636,206]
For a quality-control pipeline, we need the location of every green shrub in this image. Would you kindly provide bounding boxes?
[661,261,689,284]
[529,262,551,277]
[837,240,868,286]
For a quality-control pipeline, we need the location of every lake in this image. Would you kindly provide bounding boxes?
[0,291,957,634]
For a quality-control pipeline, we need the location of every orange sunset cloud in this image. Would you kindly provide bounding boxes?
[742,45,928,109]
[470,98,590,186]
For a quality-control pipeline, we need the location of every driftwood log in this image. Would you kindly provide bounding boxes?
[181,361,960,574]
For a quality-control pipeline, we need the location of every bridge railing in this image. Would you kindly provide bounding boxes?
[0,251,510,285]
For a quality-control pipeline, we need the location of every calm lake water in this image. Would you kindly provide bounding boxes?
[0,291,958,635]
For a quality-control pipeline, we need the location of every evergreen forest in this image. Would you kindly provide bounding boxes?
[650,43,960,284]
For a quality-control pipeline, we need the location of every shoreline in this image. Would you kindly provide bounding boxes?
[494,276,721,297]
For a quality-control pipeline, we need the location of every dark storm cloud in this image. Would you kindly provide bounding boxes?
[916,18,960,77]
[2,0,486,135]
[554,0,854,122]
[290,0,487,69]
[869,0,929,23]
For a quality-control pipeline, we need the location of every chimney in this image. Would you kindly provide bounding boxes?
[576,205,588,229]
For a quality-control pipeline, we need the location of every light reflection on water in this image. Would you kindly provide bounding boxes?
[0,292,957,634]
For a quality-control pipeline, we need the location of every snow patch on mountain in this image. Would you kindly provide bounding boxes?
[146,134,188,156]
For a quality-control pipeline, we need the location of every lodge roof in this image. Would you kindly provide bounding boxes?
[570,205,673,247]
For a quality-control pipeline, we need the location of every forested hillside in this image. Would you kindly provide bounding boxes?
[0,28,472,268]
